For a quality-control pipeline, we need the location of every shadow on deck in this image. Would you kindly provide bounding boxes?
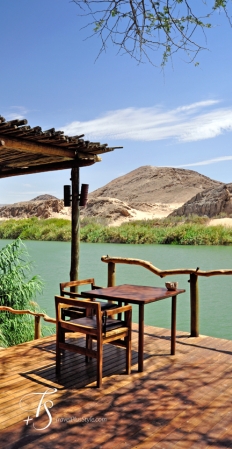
[1,324,232,448]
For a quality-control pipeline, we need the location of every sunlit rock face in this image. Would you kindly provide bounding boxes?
[171,184,232,218]
[0,195,65,219]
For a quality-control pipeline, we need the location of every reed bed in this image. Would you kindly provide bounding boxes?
[0,216,232,245]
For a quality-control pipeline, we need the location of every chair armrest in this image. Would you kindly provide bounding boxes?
[101,305,132,334]
[103,305,132,317]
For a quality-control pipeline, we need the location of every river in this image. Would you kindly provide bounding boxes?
[1,240,232,340]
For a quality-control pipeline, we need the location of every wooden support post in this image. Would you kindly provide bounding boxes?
[190,273,199,337]
[70,167,80,288]
[108,262,116,287]
[34,315,41,339]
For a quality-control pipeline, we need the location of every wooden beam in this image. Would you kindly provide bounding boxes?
[87,146,123,154]
[0,135,76,159]
[77,152,102,161]
[0,159,95,178]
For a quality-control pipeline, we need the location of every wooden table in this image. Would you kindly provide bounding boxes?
[81,284,185,372]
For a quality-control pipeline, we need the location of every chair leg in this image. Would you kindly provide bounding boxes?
[56,338,61,375]
[56,347,61,375]
[86,335,92,362]
[56,325,63,375]
[126,333,131,375]
[59,327,65,344]
[96,339,103,388]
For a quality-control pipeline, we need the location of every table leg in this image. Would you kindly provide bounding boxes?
[138,304,144,372]
[171,296,176,355]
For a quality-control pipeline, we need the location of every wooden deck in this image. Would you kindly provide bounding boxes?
[1,324,232,448]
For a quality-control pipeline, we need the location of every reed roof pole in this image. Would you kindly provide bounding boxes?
[70,166,80,286]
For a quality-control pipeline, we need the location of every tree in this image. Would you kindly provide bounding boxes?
[72,0,231,65]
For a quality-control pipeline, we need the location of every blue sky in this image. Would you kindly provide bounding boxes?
[1,0,232,203]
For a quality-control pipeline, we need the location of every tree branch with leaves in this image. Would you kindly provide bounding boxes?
[72,0,231,65]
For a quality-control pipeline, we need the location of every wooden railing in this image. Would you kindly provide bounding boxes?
[0,306,56,340]
[101,255,232,337]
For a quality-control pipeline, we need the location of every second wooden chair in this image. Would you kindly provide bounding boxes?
[60,278,118,320]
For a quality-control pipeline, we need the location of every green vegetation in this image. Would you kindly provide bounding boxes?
[0,217,71,241]
[0,215,232,245]
[0,238,45,347]
[80,216,232,245]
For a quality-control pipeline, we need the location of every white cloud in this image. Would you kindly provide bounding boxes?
[175,156,232,168]
[4,106,29,121]
[61,99,232,143]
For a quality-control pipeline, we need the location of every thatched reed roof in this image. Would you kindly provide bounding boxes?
[0,115,121,178]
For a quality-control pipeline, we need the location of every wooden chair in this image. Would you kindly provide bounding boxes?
[55,296,132,388]
[59,278,117,320]
[60,278,98,297]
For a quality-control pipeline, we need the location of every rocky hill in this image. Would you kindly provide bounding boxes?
[0,166,224,224]
[84,166,222,224]
[90,166,222,204]
[0,195,66,219]
[170,183,232,218]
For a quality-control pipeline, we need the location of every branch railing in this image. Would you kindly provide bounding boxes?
[2,255,232,342]
[0,306,56,340]
[101,255,232,337]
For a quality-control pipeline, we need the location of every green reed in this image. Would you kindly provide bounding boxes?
[0,216,232,245]
[0,238,46,347]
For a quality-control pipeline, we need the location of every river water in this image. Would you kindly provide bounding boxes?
[1,240,232,340]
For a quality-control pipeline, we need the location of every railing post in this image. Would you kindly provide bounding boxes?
[34,315,41,339]
[190,273,199,337]
[108,262,116,287]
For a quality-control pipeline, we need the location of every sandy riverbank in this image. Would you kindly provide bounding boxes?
[208,218,232,227]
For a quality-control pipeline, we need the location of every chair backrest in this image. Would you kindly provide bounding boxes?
[55,295,132,336]
[55,295,102,336]
[60,278,95,296]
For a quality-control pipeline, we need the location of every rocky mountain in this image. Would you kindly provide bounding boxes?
[90,166,222,205]
[0,166,225,223]
[0,195,66,219]
[30,194,58,202]
[170,183,232,218]
[84,166,222,223]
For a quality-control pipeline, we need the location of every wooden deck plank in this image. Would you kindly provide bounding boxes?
[1,324,232,448]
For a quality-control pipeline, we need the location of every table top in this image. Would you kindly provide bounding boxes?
[81,284,185,305]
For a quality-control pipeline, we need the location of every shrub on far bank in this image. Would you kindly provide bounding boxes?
[0,215,231,245]
[0,217,71,241]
